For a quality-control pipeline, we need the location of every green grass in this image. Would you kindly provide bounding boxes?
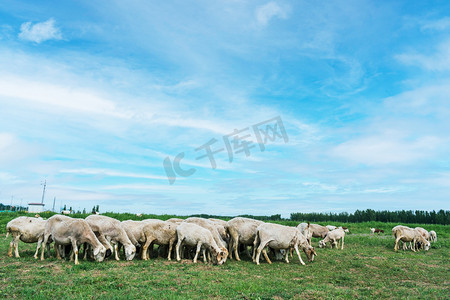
[1,213,449,299]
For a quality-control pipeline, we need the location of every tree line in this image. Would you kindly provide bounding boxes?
[290,209,450,225]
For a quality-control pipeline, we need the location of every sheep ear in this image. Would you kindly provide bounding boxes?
[93,247,100,256]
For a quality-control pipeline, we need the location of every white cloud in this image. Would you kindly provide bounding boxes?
[255,2,288,26]
[396,40,450,71]
[421,17,450,31]
[60,168,167,180]
[18,18,62,43]
[331,134,441,165]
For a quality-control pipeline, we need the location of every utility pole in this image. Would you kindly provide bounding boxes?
[41,180,46,204]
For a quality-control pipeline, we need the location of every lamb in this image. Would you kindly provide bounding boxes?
[253,223,316,265]
[184,217,228,258]
[6,216,48,259]
[226,217,264,261]
[85,215,136,261]
[392,226,430,252]
[175,222,227,265]
[319,228,345,249]
[40,215,106,264]
[429,230,437,242]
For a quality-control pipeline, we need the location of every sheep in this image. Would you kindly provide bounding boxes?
[319,228,345,249]
[392,226,430,252]
[85,215,136,261]
[40,215,106,264]
[209,218,228,227]
[166,218,184,224]
[184,217,228,258]
[429,230,437,242]
[300,223,328,244]
[326,225,337,231]
[226,217,264,261]
[253,223,316,265]
[415,227,430,241]
[6,216,48,259]
[370,228,384,234]
[296,223,312,245]
[175,222,227,265]
[139,219,178,261]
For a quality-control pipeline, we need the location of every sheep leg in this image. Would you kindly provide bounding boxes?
[394,237,401,251]
[167,239,174,261]
[252,233,260,262]
[142,237,153,260]
[294,245,305,265]
[255,240,269,265]
[114,243,120,261]
[175,238,183,261]
[341,236,344,250]
[55,244,62,259]
[13,235,20,258]
[193,242,202,263]
[233,236,241,261]
[40,234,50,260]
[262,249,272,264]
[285,249,290,263]
[71,240,79,265]
[202,248,207,263]
[8,234,14,257]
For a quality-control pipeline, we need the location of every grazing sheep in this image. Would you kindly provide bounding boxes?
[209,218,228,227]
[319,228,345,249]
[140,219,177,261]
[429,230,437,242]
[392,226,430,252]
[302,224,329,244]
[184,217,228,258]
[253,223,316,265]
[40,215,106,264]
[85,215,136,261]
[226,217,264,261]
[6,216,48,259]
[175,222,227,265]
[415,227,430,241]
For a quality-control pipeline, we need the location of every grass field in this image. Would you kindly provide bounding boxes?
[0,213,449,299]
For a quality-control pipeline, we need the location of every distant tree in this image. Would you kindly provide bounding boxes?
[96,205,99,213]
[83,208,86,214]
[63,204,67,211]
[92,206,96,214]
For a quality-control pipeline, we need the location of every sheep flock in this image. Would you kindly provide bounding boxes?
[5,214,437,265]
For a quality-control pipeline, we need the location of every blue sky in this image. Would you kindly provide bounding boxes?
[0,1,449,216]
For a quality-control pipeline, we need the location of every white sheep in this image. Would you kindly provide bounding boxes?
[253,223,316,265]
[6,216,48,259]
[319,228,345,249]
[429,230,437,242]
[85,214,136,261]
[226,217,264,261]
[175,222,227,265]
[40,215,106,264]
[392,225,430,252]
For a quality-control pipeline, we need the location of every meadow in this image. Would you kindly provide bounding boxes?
[0,212,448,299]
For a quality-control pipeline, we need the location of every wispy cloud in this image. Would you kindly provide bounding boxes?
[396,40,450,71]
[59,168,167,180]
[421,17,450,31]
[255,2,289,26]
[18,18,62,43]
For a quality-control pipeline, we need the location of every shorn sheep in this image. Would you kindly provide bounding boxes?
[6,216,48,259]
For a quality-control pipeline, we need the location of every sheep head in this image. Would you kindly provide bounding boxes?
[125,244,136,261]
